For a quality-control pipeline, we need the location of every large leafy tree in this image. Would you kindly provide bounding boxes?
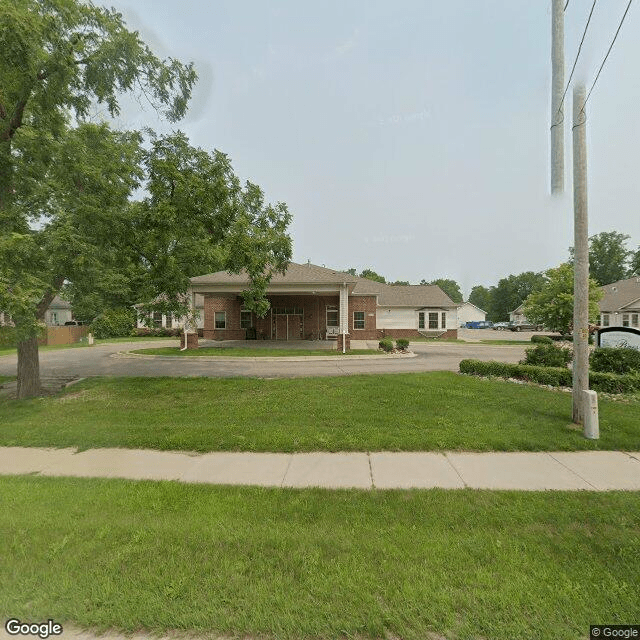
[0,1,291,398]
[522,263,602,334]
[421,278,463,303]
[630,247,640,277]
[487,271,546,322]
[359,268,386,283]
[468,285,491,311]
[569,231,632,285]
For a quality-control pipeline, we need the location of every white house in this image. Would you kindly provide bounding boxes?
[457,302,487,326]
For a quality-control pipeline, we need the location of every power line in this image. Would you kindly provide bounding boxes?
[564,0,570,11]
[553,0,597,126]
[583,0,634,110]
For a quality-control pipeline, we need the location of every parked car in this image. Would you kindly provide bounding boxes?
[465,321,494,329]
[64,320,84,326]
[492,322,513,331]
[509,322,544,332]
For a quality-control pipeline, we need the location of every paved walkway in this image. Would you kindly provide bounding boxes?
[2,446,639,490]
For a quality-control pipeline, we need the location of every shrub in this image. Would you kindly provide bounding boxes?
[520,344,572,368]
[379,338,394,352]
[90,308,136,339]
[531,335,553,345]
[396,338,410,350]
[549,334,573,342]
[590,347,640,375]
[131,327,181,338]
[459,359,640,393]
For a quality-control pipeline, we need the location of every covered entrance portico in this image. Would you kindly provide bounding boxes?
[192,277,355,342]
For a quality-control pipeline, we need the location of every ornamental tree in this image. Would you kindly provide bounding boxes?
[522,263,602,335]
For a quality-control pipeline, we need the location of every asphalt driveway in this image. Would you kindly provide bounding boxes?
[0,339,528,380]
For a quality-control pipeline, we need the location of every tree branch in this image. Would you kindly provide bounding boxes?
[36,276,66,321]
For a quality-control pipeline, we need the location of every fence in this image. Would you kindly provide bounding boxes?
[45,326,89,346]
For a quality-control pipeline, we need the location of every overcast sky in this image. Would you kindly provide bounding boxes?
[106,0,640,296]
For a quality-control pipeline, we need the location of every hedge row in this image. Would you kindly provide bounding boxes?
[459,359,640,394]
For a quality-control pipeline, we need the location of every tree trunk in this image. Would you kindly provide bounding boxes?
[17,334,42,399]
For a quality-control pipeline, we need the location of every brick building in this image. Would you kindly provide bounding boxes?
[189,263,458,342]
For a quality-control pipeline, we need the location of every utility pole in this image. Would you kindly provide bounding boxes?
[551,0,565,194]
[572,84,589,426]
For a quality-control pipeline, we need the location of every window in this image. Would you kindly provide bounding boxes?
[153,311,162,327]
[353,311,365,330]
[632,314,639,328]
[273,307,303,315]
[165,314,172,329]
[240,310,252,329]
[215,311,226,329]
[441,312,446,329]
[51,312,58,325]
[326,306,338,327]
[623,314,630,327]
[602,314,610,327]
[418,312,425,330]
[428,312,438,329]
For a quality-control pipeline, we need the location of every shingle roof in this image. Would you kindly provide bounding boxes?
[190,263,357,285]
[190,263,456,308]
[600,276,640,312]
[49,296,72,310]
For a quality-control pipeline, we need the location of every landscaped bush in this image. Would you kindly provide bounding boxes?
[131,327,182,338]
[379,338,394,352]
[396,338,410,350]
[549,334,573,342]
[91,308,137,339]
[520,343,572,368]
[459,359,640,393]
[531,335,553,345]
[590,347,640,375]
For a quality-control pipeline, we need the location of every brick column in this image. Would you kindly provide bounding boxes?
[180,333,199,349]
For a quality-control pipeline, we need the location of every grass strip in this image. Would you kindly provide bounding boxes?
[131,347,379,357]
[0,476,638,640]
[1,373,638,452]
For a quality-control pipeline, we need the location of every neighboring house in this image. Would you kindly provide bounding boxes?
[509,304,530,325]
[1,295,73,326]
[457,301,487,326]
[189,262,458,341]
[44,296,73,326]
[599,276,640,329]
[136,294,206,330]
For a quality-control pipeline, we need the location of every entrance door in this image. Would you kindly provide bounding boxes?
[287,315,302,340]
[275,316,288,341]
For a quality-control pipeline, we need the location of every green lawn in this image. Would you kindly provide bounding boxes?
[1,373,638,452]
[132,346,379,357]
[0,476,637,640]
[0,376,15,384]
[0,336,177,357]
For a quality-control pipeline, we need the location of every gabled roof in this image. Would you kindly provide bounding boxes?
[49,296,72,310]
[600,276,640,312]
[459,301,487,313]
[190,263,456,308]
[190,263,357,286]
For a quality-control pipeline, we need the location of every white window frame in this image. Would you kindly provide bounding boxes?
[353,311,365,330]
[326,306,339,328]
[215,311,226,329]
[632,313,639,328]
[418,312,425,330]
[428,312,439,329]
[623,314,630,327]
[602,314,610,327]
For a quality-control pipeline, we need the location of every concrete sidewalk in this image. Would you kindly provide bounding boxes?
[1,446,640,490]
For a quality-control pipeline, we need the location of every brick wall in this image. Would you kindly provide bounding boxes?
[203,295,245,340]
[348,296,378,340]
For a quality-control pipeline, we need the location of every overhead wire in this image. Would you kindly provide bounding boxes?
[582,0,634,111]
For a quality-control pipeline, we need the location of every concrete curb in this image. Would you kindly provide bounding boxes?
[112,351,419,362]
